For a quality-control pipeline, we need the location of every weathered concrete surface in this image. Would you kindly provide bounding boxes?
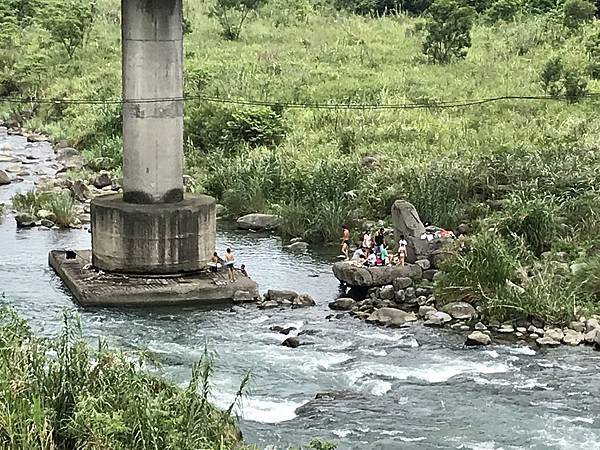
[122,0,184,204]
[332,261,422,287]
[91,193,216,274]
[49,250,259,307]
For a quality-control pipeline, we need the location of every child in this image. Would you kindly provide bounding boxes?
[397,235,408,266]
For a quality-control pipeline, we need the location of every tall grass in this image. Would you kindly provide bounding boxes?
[0,307,248,450]
[48,193,77,227]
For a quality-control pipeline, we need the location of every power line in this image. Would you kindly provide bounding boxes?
[1,92,599,110]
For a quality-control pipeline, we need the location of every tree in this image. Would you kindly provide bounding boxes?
[562,0,596,28]
[209,0,266,40]
[422,0,476,64]
[41,0,96,59]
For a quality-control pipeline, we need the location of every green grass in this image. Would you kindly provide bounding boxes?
[11,191,77,227]
[0,307,248,450]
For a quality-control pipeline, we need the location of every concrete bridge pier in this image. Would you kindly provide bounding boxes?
[91,0,215,275]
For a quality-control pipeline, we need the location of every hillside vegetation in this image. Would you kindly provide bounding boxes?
[1,0,600,325]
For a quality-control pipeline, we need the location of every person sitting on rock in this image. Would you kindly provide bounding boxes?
[209,252,222,273]
[224,248,236,282]
[397,235,408,266]
[364,248,376,267]
[380,245,389,265]
[240,264,248,277]
[352,246,365,261]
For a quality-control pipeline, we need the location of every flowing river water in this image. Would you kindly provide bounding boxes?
[1,130,600,449]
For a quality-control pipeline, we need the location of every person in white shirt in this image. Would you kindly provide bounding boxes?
[362,231,372,250]
[397,235,408,266]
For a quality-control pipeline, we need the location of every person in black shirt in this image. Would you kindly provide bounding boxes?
[374,228,385,253]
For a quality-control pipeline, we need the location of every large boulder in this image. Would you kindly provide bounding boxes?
[265,289,298,303]
[282,337,301,348]
[293,294,316,308]
[55,147,83,170]
[236,213,280,231]
[332,262,422,287]
[424,311,452,326]
[329,298,356,311]
[15,213,36,228]
[441,302,477,320]
[0,169,11,185]
[366,308,417,327]
[562,330,583,346]
[392,200,425,241]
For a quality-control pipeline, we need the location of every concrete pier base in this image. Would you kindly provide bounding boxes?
[91,193,216,274]
[49,250,259,307]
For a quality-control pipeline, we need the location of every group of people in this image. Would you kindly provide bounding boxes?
[340,225,408,267]
[208,248,248,282]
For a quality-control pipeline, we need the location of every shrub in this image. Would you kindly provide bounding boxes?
[11,191,50,215]
[222,107,286,150]
[48,192,76,227]
[334,0,401,15]
[585,31,600,79]
[422,0,476,63]
[495,194,559,256]
[436,232,517,305]
[83,135,123,171]
[562,0,596,28]
[540,56,565,97]
[209,0,266,40]
[484,0,522,23]
[0,308,246,449]
[562,68,588,103]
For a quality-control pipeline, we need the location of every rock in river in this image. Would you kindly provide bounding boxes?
[15,212,36,228]
[466,331,492,346]
[282,337,301,348]
[366,307,417,327]
[293,294,316,308]
[236,213,280,231]
[441,302,477,320]
[0,169,11,185]
[329,298,356,311]
[562,329,583,346]
[265,289,298,303]
[332,261,422,287]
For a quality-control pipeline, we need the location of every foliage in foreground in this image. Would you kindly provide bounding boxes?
[11,191,77,227]
[0,308,245,450]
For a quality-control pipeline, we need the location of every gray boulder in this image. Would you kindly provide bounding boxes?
[293,294,316,308]
[586,318,599,333]
[332,262,422,287]
[0,169,11,185]
[415,259,431,270]
[329,298,356,311]
[92,171,112,189]
[366,308,417,327]
[258,300,279,309]
[393,277,413,290]
[562,329,583,346]
[418,305,437,319]
[265,289,298,303]
[545,328,564,342]
[236,213,280,231]
[584,329,598,344]
[287,241,309,252]
[441,302,477,320]
[15,213,36,228]
[392,200,425,242]
[536,336,561,347]
[466,331,491,346]
[282,337,301,348]
[424,311,452,326]
[55,147,83,170]
[406,236,434,264]
[379,285,395,300]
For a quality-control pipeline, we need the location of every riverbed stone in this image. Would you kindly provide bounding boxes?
[69,180,92,202]
[569,321,585,333]
[424,269,440,281]
[282,337,301,348]
[15,212,36,228]
[394,289,406,303]
[466,331,491,346]
[562,330,583,346]
[40,219,55,228]
[366,307,417,327]
[415,259,431,270]
[92,170,112,189]
[498,325,514,333]
[528,325,544,336]
[236,213,280,231]
[424,311,452,326]
[258,300,280,309]
[475,322,488,331]
[287,241,309,251]
[0,169,10,185]
[418,305,437,319]
[584,329,598,344]
[36,209,56,221]
[379,285,395,300]
[586,318,599,333]
[332,262,422,287]
[545,328,564,342]
[293,294,316,308]
[392,200,425,241]
[329,298,356,311]
[393,277,413,290]
[536,336,561,347]
[265,289,298,303]
[441,302,477,320]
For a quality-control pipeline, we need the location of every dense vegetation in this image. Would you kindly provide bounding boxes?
[1,0,600,326]
[0,307,246,449]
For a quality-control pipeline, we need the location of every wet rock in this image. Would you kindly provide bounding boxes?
[562,329,583,346]
[270,325,296,335]
[0,170,11,185]
[418,305,437,319]
[55,147,83,169]
[393,277,413,290]
[545,328,564,342]
[215,204,227,217]
[332,262,422,287]
[366,308,417,327]
[236,213,280,231]
[528,325,544,336]
[292,294,316,308]
[233,290,256,302]
[15,213,36,228]
[536,336,561,347]
[423,269,439,281]
[329,298,356,311]
[499,325,515,334]
[282,337,301,348]
[379,285,395,300]
[36,209,56,221]
[69,180,92,202]
[475,322,487,331]
[424,311,452,326]
[415,286,433,297]
[40,219,55,228]
[586,318,599,333]
[584,329,598,344]
[415,259,431,270]
[258,300,279,309]
[287,241,309,251]
[265,289,297,303]
[394,289,405,303]
[441,302,476,320]
[466,331,491,346]
[569,321,585,333]
[92,170,112,189]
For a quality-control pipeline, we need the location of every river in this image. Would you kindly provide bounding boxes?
[1,130,600,449]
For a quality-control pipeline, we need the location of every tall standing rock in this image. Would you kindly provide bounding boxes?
[392,200,428,263]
